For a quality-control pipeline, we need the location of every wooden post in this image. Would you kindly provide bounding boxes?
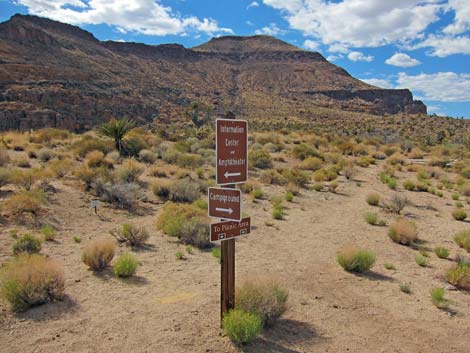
[221,113,237,325]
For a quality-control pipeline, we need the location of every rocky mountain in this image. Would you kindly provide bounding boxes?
[0,14,426,131]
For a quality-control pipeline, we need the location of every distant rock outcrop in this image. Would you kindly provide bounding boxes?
[0,14,426,131]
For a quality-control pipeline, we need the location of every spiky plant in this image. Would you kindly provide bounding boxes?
[99,118,135,155]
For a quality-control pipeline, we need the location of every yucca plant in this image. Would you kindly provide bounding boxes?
[99,118,135,155]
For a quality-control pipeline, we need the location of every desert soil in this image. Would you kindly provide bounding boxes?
[1,162,470,353]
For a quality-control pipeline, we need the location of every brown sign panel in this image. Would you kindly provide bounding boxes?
[210,217,251,242]
[216,119,248,185]
[208,187,242,221]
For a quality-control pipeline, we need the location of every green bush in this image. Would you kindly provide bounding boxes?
[446,263,470,290]
[415,255,429,267]
[452,209,467,221]
[12,234,41,255]
[337,246,376,272]
[387,178,397,190]
[285,191,294,202]
[292,144,322,161]
[248,150,272,169]
[364,213,386,226]
[251,188,264,199]
[400,283,412,294]
[272,205,283,220]
[434,247,449,259]
[431,287,448,309]
[169,178,201,203]
[212,247,221,263]
[282,168,310,187]
[0,254,65,312]
[156,203,210,248]
[299,157,323,171]
[116,223,149,247]
[454,230,470,252]
[223,309,262,345]
[40,224,56,241]
[236,279,288,327]
[366,192,380,206]
[403,179,416,191]
[113,253,139,277]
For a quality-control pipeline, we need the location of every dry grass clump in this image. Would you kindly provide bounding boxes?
[452,208,467,221]
[388,218,417,245]
[337,246,376,273]
[30,128,70,145]
[292,143,322,161]
[0,254,65,312]
[0,148,11,166]
[86,150,106,168]
[73,135,114,158]
[49,158,75,177]
[384,194,408,214]
[8,167,44,190]
[1,189,47,218]
[115,159,144,183]
[82,238,116,271]
[248,150,273,169]
[12,233,41,255]
[299,156,323,171]
[454,230,470,252]
[446,263,470,290]
[156,202,210,248]
[281,168,310,188]
[260,169,287,186]
[236,278,288,327]
[37,148,55,162]
[313,167,337,182]
[366,192,380,206]
[152,180,171,200]
[114,223,149,247]
[0,167,10,189]
[138,149,157,163]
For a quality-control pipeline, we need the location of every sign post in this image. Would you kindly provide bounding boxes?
[212,117,249,325]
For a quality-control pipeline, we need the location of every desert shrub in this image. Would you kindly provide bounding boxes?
[0,254,65,312]
[388,219,417,245]
[366,192,380,206]
[0,167,10,189]
[400,283,412,294]
[452,209,467,221]
[73,236,81,243]
[73,135,114,158]
[356,156,372,167]
[403,180,416,191]
[260,169,287,185]
[416,182,429,192]
[461,184,470,197]
[236,278,288,327]
[176,153,203,169]
[138,149,157,163]
[49,158,74,177]
[446,263,470,290]
[37,148,54,162]
[313,168,337,182]
[387,178,397,190]
[431,287,448,309]
[311,183,323,191]
[12,234,41,255]
[0,148,10,166]
[40,224,56,241]
[169,178,200,203]
[328,180,339,193]
[8,167,43,190]
[285,191,294,202]
[384,263,396,270]
[97,182,144,210]
[281,168,310,188]
[152,180,171,201]
[454,230,470,252]
[415,255,429,267]
[2,189,46,217]
[86,150,106,168]
[192,199,208,210]
[16,158,31,168]
[82,238,116,271]
[248,150,272,169]
[223,309,262,345]
[156,203,210,248]
[434,247,449,259]
[365,213,385,226]
[292,144,322,161]
[115,223,149,247]
[385,194,408,214]
[337,246,376,273]
[113,253,139,277]
[116,159,144,183]
[342,164,356,180]
[212,247,221,263]
[251,188,264,199]
[299,157,323,171]
[30,128,69,145]
[452,193,461,201]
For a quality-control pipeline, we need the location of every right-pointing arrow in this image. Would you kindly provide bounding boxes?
[216,207,233,214]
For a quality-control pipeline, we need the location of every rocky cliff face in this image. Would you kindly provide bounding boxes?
[0,14,426,131]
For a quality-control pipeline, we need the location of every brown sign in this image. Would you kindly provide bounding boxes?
[210,217,251,242]
[208,187,242,221]
[216,119,248,185]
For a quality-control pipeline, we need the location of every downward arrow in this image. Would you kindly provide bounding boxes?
[216,207,233,214]
[224,171,241,178]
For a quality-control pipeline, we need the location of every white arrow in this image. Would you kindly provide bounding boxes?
[224,171,241,178]
[216,207,234,214]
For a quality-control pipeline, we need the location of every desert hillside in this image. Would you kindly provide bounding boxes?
[0,14,427,131]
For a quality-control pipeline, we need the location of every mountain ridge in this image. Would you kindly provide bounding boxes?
[0,14,426,131]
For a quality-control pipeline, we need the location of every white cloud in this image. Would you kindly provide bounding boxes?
[247,1,259,9]
[328,43,349,54]
[16,0,233,36]
[347,51,374,62]
[255,23,285,36]
[411,34,470,57]
[385,53,421,67]
[326,54,342,61]
[396,72,470,102]
[361,78,394,89]
[262,0,442,49]
[444,0,470,35]
[303,39,319,51]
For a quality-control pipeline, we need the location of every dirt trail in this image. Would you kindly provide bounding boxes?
[1,163,470,353]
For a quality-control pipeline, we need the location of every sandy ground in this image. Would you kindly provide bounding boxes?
[1,162,470,353]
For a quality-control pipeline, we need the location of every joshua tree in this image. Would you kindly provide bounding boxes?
[99,118,135,155]
[186,102,211,128]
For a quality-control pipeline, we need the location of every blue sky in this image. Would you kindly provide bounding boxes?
[2,0,470,118]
